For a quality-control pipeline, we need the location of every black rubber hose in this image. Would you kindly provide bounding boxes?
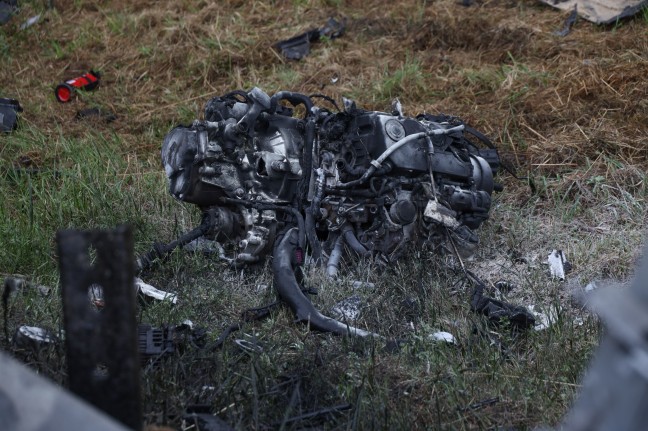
[273,228,378,338]
[302,119,322,262]
[341,225,369,256]
[136,221,211,274]
[270,92,314,118]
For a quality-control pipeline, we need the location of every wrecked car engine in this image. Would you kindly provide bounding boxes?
[153,87,528,337]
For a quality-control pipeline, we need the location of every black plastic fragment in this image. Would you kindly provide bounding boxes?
[470,281,535,331]
[0,0,17,25]
[0,98,23,132]
[274,17,345,60]
[554,6,578,37]
[138,322,207,365]
[75,107,117,123]
[183,412,235,431]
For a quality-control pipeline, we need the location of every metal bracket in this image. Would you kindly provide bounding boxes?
[57,225,141,430]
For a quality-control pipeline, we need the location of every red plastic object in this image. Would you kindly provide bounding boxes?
[55,70,101,103]
[295,247,304,265]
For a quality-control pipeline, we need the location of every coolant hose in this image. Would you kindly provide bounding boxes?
[342,225,369,256]
[326,235,344,278]
[273,228,378,338]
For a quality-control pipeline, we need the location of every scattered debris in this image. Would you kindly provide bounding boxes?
[13,325,59,350]
[3,276,51,297]
[458,397,500,412]
[539,0,648,24]
[274,17,345,60]
[135,277,178,304]
[471,281,536,331]
[0,98,23,132]
[528,304,560,331]
[233,337,264,354]
[554,6,578,36]
[494,280,515,293]
[270,403,353,427]
[139,321,207,364]
[75,107,117,123]
[138,324,174,363]
[584,281,598,292]
[429,331,456,344]
[351,280,375,290]
[331,295,362,321]
[0,0,16,25]
[548,249,571,281]
[19,13,40,30]
[55,70,101,103]
[182,412,235,431]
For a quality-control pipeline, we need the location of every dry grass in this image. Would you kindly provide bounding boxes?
[2,0,648,429]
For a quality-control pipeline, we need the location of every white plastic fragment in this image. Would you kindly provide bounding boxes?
[429,331,456,344]
[19,14,41,30]
[15,325,58,345]
[528,304,560,331]
[135,278,178,304]
[585,281,598,292]
[548,249,568,280]
[331,295,362,321]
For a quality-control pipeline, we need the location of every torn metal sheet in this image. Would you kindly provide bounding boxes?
[0,351,130,431]
[539,0,648,24]
[57,225,142,430]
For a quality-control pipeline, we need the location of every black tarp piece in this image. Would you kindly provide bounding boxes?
[274,17,345,60]
[540,0,648,24]
[0,98,23,132]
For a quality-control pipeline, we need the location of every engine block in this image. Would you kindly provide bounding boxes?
[162,88,501,270]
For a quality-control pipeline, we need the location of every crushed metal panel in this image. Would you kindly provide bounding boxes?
[539,0,648,24]
[0,351,129,431]
[57,225,142,430]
